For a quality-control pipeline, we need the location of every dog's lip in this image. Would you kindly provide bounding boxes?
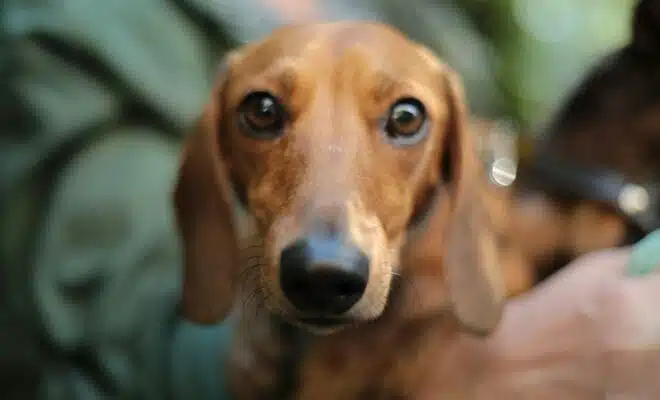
[298,316,351,328]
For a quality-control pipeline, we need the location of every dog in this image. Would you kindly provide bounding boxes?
[510,0,660,282]
[173,21,521,399]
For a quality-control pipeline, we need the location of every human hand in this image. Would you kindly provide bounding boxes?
[419,231,660,399]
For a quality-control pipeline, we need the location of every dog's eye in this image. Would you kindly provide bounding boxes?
[238,91,286,138]
[384,98,427,145]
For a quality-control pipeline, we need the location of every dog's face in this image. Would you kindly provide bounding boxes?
[174,22,504,334]
[224,24,453,329]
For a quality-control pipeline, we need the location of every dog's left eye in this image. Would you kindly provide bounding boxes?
[238,91,287,138]
[384,98,427,145]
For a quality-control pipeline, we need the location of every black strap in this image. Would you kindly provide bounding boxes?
[527,150,660,235]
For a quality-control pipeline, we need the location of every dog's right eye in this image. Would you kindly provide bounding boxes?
[383,97,428,146]
[238,91,287,138]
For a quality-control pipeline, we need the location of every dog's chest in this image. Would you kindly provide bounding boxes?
[290,318,456,400]
[229,316,464,399]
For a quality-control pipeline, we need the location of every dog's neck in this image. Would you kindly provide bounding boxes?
[229,309,307,399]
[266,315,311,399]
[230,277,453,399]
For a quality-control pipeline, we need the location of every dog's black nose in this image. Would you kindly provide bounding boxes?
[279,234,369,315]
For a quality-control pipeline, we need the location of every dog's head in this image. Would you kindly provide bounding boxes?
[174,22,504,334]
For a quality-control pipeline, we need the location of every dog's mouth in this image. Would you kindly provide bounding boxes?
[299,316,350,327]
[296,316,353,332]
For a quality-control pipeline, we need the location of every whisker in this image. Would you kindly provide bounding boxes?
[241,287,262,324]
[254,290,269,321]
[234,264,261,283]
[245,285,270,328]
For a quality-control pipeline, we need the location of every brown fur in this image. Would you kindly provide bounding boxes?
[173,21,523,399]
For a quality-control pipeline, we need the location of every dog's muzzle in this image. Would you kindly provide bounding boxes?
[279,229,370,321]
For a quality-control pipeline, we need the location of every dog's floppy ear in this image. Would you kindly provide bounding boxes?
[402,60,506,334]
[173,60,240,324]
[440,68,506,334]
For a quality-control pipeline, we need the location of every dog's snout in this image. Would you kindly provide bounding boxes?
[279,234,369,316]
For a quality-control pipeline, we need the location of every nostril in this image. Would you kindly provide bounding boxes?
[305,268,367,314]
[330,273,366,297]
[337,280,361,297]
[279,237,370,315]
[289,276,308,295]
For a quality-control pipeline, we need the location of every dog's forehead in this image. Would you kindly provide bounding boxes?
[231,22,441,80]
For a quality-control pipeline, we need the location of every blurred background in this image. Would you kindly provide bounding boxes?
[0,0,637,399]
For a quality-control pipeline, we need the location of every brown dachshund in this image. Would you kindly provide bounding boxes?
[173,21,522,399]
[511,0,660,282]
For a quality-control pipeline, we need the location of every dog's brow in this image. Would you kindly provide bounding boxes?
[259,57,299,95]
[407,81,437,106]
[373,72,438,109]
[372,72,399,102]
